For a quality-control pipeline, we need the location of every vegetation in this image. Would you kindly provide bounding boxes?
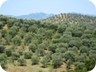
[0,13,96,72]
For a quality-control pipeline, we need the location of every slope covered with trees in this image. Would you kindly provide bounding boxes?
[0,14,96,72]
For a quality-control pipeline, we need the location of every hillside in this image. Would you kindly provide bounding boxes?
[15,13,54,20]
[42,13,96,25]
[0,14,96,72]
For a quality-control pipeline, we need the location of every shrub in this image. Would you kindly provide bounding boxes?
[36,48,45,56]
[9,26,17,37]
[72,30,83,37]
[24,51,32,59]
[63,51,76,62]
[57,23,67,33]
[48,44,57,53]
[5,48,12,57]
[0,61,7,69]
[0,45,5,53]
[31,55,39,65]
[0,22,3,29]
[28,25,38,33]
[5,35,12,45]
[12,52,20,60]
[12,36,21,46]
[52,53,63,68]
[85,58,95,71]
[67,70,75,72]
[75,62,87,72]
[0,54,7,69]
[24,33,32,45]
[68,46,78,53]
[38,43,46,50]
[18,47,24,55]
[41,56,49,68]
[56,47,67,53]
[0,54,7,63]
[29,43,37,52]
[80,46,88,54]
[7,18,16,27]
[18,58,26,66]
[82,39,91,47]
[60,34,71,43]
[18,30,25,39]
[69,38,81,48]
[1,29,7,37]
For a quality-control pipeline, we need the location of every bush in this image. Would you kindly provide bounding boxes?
[72,30,83,37]
[60,34,71,43]
[7,18,16,27]
[75,62,87,72]
[0,53,7,63]
[66,59,73,69]
[57,23,67,33]
[5,48,12,57]
[12,52,20,60]
[68,46,78,53]
[5,35,12,45]
[80,46,88,54]
[56,47,67,53]
[18,30,25,39]
[82,39,91,47]
[9,26,17,37]
[29,43,37,52]
[41,56,49,68]
[18,58,26,66]
[28,25,38,33]
[67,70,75,72]
[0,22,3,29]
[36,48,45,56]
[24,51,32,59]
[24,34,32,45]
[69,38,81,48]
[0,54,7,69]
[48,44,57,53]
[12,36,21,46]
[1,29,7,37]
[0,61,7,69]
[18,47,24,55]
[63,51,76,62]
[85,58,95,71]
[31,55,39,65]
[52,53,63,68]
[0,45,5,53]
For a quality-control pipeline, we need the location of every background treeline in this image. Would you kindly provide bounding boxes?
[0,13,96,72]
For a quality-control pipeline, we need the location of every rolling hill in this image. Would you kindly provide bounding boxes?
[0,13,96,72]
[15,13,54,20]
[42,13,96,24]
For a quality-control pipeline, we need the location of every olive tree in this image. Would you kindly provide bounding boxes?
[12,36,21,46]
[24,51,32,59]
[0,21,3,29]
[29,43,37,52]
[0,45,5,53]
[31,55,39,65]
[12,52,20,60]
[5,48,12,57]
[52,53,63,68]
[18,58,26,66]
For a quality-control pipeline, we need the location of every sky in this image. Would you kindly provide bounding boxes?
[0,0,96,16]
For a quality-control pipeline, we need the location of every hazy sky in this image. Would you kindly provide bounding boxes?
[0,0,96,16]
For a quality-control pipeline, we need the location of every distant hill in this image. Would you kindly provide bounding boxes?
[42,13,96,25]
[15,13,54,20]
